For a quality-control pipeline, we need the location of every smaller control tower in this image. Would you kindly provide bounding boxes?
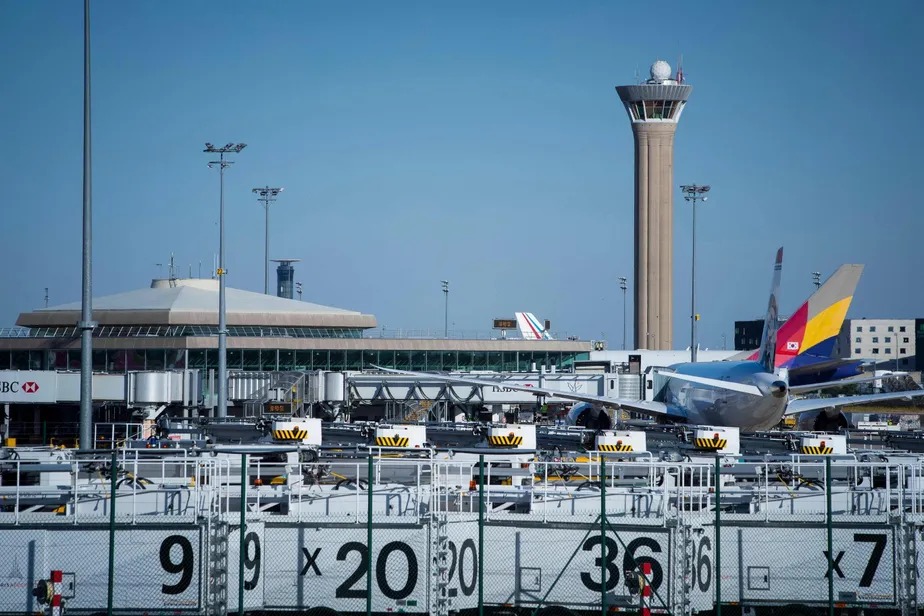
[271,259,301,299]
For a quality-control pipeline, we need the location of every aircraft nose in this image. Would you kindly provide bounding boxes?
[769,380,788,398]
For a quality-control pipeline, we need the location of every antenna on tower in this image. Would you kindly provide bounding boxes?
[168,253,177,280]
[676,53,684,83]
[635,64,640,84]
[44,287,49,308]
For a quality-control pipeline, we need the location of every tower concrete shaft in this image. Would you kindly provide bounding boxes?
[616,61,691,350]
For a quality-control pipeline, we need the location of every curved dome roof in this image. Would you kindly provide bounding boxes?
[17,278,377,329]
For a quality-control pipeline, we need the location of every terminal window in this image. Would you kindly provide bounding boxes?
[855,337,861,343]
[856,326,863,332]
[872,337,879,343]
[885,348,892,354]
[854,348,861,354]
[870,326,877,332]
[901,348,907,354]
[888,326,894,332]
[900,325,907,332]
[885,337,892,343]
[872,348,880,354]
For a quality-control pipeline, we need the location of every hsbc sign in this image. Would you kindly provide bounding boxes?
[0,371,57,403]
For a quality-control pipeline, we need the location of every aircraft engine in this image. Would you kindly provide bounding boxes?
[769,380,788,398]
[796,408,852,432]
[566,402,612,430]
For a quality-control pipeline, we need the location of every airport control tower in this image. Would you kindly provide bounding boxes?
[616,60,692,350]
[272,259,300,299]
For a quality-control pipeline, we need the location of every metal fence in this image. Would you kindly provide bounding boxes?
[2,452,922,614]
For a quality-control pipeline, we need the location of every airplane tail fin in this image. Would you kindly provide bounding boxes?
[757,247,784,373]
[516,312,553,340]
[744,263,864,370]
[775,264,864,368]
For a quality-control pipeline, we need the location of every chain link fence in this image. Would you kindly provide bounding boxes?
[0,452,916,614]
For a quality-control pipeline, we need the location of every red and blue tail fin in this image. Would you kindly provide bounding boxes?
[746,263,863,370]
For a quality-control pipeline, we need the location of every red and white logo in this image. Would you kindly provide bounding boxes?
[21,381,39,393]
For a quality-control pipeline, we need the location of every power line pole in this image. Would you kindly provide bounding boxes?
[204,142,247,418]
[252,186,284,294]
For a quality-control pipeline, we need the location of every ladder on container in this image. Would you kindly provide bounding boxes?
[429,462,452,616]
[205,514,228,616]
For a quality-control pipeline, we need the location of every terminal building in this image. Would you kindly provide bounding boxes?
[0,277,590,375]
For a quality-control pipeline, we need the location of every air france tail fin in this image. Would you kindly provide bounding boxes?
[757,247,784,372]
[515,312,553,340]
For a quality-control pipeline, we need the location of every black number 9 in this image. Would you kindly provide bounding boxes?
[243,531,261,590]
[160,535,194,595]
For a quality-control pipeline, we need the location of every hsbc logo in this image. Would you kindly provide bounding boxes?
[0,381,40,394]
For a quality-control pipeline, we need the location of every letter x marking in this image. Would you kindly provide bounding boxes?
[300,547,321,576]
[824,550,845,579]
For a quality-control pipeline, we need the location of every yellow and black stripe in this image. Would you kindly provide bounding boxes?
[375,436,410,447]
[488,435,524,447]
[597,444,634,452]
[272,429,308,441]
[801,446,834,455]
[694,438,727,450]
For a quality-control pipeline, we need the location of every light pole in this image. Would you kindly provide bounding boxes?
[619,277,628,350]
[441,280,449,338]
[812,271,821,290]
[78,0,96,451]
[681,184,710,362]
[252,186,284,294]
[205,142,247,418]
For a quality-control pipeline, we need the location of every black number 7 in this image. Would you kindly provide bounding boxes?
[854,533,886,588]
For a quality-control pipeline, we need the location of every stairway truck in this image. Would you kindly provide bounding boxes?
[692,425,741,455]
[271,418,322,446]
[374,424,428,448]
[595,430,647,453]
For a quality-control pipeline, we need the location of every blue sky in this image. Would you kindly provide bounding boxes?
[1,1,921,348]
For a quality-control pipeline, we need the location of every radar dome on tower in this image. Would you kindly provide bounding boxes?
[649,60,672,82]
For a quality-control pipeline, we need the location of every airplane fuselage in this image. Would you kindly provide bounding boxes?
[659,360,788,431]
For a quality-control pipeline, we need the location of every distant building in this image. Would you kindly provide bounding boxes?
[734,319,764,351]
[836,318,916,370]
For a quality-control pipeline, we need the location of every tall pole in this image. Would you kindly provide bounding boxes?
[205,143,247,418]
[252,186,283,294]
[441,280,449,338]
[681,184,710,363]
[79,0,96,451]
[619,277,628,350]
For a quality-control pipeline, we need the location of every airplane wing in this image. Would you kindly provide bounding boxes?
[784,390,924,416]
[788,373,892,395]
[371,367,685,420]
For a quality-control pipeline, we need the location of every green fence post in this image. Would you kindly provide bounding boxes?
[367,454,374,616]
[715,455,721,616]
[107,450,116,616]
[600,456,607,615]
[826,456,833,616]
[478,454,485,616]
[239,453,247,616]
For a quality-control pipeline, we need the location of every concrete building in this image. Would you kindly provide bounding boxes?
[836,318,916,370]
[616,60,692,350]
